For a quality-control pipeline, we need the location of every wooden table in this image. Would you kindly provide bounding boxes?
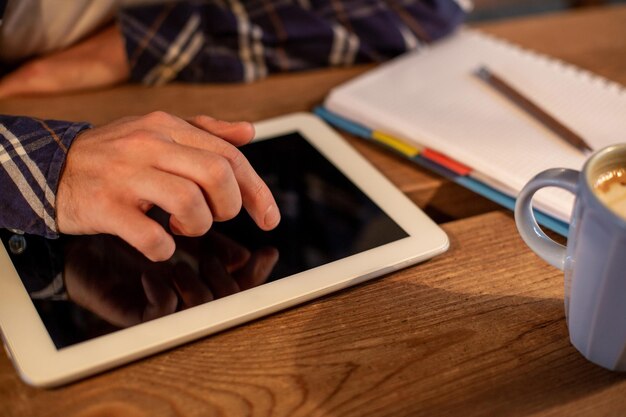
[2,5,626,417]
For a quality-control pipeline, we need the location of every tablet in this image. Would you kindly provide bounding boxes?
[0,112,448,387]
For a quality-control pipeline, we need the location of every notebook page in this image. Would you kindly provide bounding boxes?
[325,28,626,222]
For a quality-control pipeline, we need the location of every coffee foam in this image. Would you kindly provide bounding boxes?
[593,168,626,220]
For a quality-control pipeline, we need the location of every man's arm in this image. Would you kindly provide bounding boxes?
[0,24,129,98]
[121,0,468,84]
[1,113,281,261]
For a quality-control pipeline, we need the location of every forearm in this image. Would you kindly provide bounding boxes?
[118,0,467,85]
[0,115,91,237]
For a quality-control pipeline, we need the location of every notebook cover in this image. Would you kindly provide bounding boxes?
[322,28,626,224]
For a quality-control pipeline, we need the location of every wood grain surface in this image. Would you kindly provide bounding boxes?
[4,211,623,417]
[2,5,626,417]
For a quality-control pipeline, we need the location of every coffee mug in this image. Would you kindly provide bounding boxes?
[515,144,626,371]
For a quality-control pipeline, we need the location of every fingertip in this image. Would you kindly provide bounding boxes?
[235,121,255,142]
[244,187,280,231]
[169,214,213,237]
[145,235,176,262]
[105,206,177,262]
[261,204,281,230]
[136,226,176,262]
[213,121,255,145]
[188,115,255,145]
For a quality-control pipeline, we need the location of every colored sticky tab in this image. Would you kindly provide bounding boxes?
[372,131,420,157]
[314,106,372,138]
[422,149,472,176]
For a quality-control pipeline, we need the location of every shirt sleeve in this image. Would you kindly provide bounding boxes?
[0,115,91,238]
[118,0,467,85]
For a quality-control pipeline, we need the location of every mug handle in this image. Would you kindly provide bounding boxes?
[514,168,579,270]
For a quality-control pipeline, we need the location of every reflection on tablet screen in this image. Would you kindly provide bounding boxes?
[1,132,408,349]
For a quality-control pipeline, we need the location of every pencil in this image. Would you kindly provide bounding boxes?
[475,66,593,153]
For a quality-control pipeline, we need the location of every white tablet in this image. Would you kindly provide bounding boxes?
[0,112,448,387]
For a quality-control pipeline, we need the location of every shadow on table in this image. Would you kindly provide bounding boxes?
[421,180,502,224]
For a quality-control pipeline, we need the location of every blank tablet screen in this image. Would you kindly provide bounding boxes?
[1,132,408,349]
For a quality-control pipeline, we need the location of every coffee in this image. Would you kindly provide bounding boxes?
[593,167,626,220]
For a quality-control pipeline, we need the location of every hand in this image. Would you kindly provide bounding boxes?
[63,232,279,327]
[0,24,129,98]
[56,112,281,261]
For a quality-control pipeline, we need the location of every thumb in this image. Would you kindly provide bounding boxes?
[187,115,256,146]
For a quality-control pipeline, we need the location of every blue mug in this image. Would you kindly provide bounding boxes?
[515,144,626,371]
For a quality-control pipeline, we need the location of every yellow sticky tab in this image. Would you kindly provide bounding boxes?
[372,131,420,157]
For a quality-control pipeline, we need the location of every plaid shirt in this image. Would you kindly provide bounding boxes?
[0,116,91,237]
[1,0,465,238]
[120,0,467,84]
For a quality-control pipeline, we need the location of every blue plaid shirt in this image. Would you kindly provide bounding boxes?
[1,0,466,238]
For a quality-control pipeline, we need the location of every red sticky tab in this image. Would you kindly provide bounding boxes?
[422,149,472,176]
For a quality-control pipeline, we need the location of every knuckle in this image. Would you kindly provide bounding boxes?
[216,142,245,169]
[169,185,213,236]
[190,114,213,125]
[172,183,204,214]
[144,110,175,125]
[206,156,234,185]
[130,129,155,144]
[119,130,166,154]
[114,129,150,149]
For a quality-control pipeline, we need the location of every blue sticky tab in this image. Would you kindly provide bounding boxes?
[314,107,372,138]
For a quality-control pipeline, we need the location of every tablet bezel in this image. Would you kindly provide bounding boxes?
[0,112,448,387]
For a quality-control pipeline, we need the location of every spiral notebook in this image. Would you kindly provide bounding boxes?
[318,28,626,233]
